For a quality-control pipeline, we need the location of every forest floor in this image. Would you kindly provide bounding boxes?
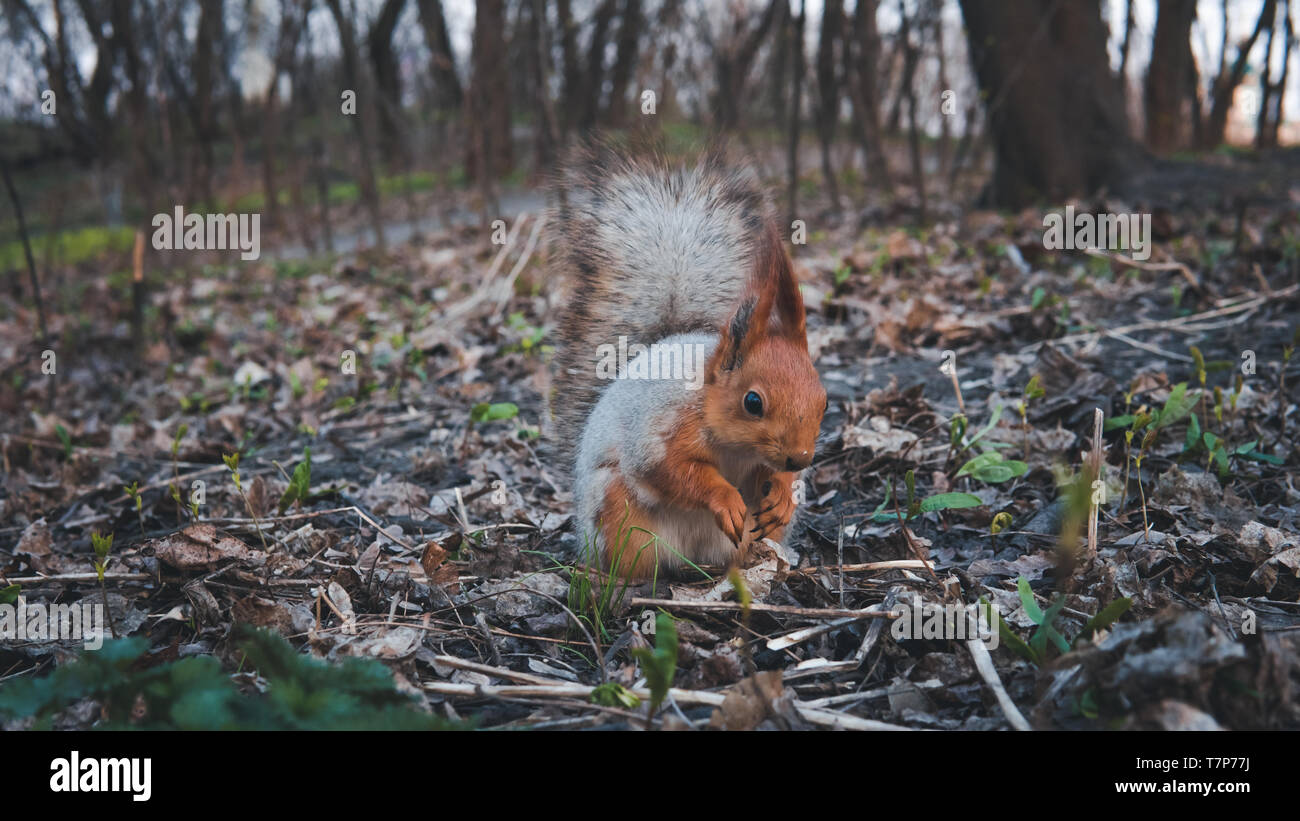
[2,146,1299,730]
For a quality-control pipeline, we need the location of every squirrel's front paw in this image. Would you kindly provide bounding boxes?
[751,477,796,541]
[709,487,748,546]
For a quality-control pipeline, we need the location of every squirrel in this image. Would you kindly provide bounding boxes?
[548,142,827,579]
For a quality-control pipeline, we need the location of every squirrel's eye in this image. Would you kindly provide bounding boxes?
[743,390,764,417]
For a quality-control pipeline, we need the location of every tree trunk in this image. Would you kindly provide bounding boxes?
[325,0,387,251]
[815,0,844,211]
[1143,0,1197,153]
[957,0,1145,207]
[260,0,308,234]
[786,0,806,224]
[845,0,890,189]
[527,0,560,172]
[416,0,463,115]
[899,3,925,221]
[1256,3,1279,148]
[1202,0,1276,148]
[1266,0,1294,147]
[367,0,407,155]
[1118,0,1135,109]
[930,0,951,178]
[769,0,791,127]
[555,0,583,136]
[194,0,223,207]
[605,0,643,126]
[466,0,512,222]
[711,0,783,131]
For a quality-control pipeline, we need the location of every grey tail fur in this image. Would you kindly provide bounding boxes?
[547,139,777,468]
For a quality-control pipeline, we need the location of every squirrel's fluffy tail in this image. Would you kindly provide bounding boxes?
[547,141,775,465]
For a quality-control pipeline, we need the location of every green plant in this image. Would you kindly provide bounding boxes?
[169,424,189,521]
[276,446,312,515]
[1117,409,1151,514]
[123,481,145,537]
[955,451,1028,484]
[1189,345,1207,428]
[223,452,269,552]
[870,472,982,523]
[0,627,458,730]
[1133,428,1156,538]
[953,401,1006,459]
[504,312,549,355]
[0,584,19,605]
[471,401,519,424]
[631,612,678,726]
[990,511,1013,551]
[461,401,520,456]
[90,531,118,639]
[590,681,640,709]
[54,424,72,458]
[992,577,1132,667]
[1017,374,1045,460]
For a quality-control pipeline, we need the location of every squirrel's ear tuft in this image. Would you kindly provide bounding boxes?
[714,296,758,372]
[759,225,807,346]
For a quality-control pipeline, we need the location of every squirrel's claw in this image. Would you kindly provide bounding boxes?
[751,479,796,542]
[709,488,747,546]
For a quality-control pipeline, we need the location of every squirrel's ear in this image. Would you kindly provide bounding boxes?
[710,227,806,375]
[760,226,807,346]
[712,294,765,373]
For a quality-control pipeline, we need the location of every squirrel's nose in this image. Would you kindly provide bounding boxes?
[785,452,811,471]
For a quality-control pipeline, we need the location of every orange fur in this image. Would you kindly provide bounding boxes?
[596,475,666,579]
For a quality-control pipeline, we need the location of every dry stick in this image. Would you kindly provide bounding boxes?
[441,212,528,324]
[944,359,966,415]
[1086,408,1104,560]
[767,600,897,651]
[783,590,900,679]
[6,572,153,585]
[491,214,546,318]
[805,679,943,709]
[836,513,845,608]
[966,636,1031,731]
[796,559,933,575]
[627,597,899,620]
[428,654,558,686]
[1022,283,1298,354]
[131,230,146,353]
[1083,248,1198,290]
[420,681,915,731]
[1103,329,1195,363]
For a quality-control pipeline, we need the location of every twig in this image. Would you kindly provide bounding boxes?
[1083,248,1198,290]
[767,599,896,651]
[421,680,916,730]
[628,597,899,620]
[1086,408,1104,560]
[1021,283,1298,354]
[1102,329,1195,363]
[5,572,153,585]
[492,214,546,317]
[796,559,934,575]
[966,636,1031,731]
